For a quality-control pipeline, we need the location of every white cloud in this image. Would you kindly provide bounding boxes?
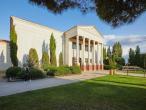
[104,35,146,59]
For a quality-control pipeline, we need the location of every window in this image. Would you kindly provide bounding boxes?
[72,42,76,49]
[79,44,82,50]
[85,58,88,63]
[85,45,88,51]
[90,59,92,63]
[90,46,92,52]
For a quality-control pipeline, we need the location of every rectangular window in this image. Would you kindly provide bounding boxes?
[72,42,76,49]
[90,59,92,63]
[90,46,92,52]
[79,44,82,50]
[85,58,88,63]
[85,45,88,51]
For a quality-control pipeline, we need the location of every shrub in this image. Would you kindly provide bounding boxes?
[55,66,72,76]
[29,68,46,79]
[6,67,22,78]
[104,65,111,70]
[28,48,39,67]
[47,66,58,76]
[47,66,81,76]
[42,51,50,71]
[70,66,81,74]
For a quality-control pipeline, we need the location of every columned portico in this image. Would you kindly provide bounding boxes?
[64,25,104,71]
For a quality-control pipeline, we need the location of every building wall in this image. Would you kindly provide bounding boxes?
[0,41,12,70]
[11,16,63,66]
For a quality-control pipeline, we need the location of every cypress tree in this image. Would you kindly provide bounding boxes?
[42,51,49,70]
[10,24,18,66]
[50,33,57,66]
[28,48,39,67]
[107,46,111,58]
[135,45,140,66]
[128,48,135,65]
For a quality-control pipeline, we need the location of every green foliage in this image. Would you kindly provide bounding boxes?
[104,65,111,70]
[115,57,125,66]
[107,46,111,58]
[128,48,135,65]
[29,0,146,27]
[6,67,22,78]
[42,51,49,71]
[135,45,141,66]
[29,68,46,79]
[28,48,39,67]
[59,52,63,66]
[109,55,116,69]
[47,66,81,76]
[10,24,18,66]
[50,33,57,66]
[70,65,81,74]
[112,42,122,57]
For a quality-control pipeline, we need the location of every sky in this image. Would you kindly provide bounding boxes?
[0,0,146,59]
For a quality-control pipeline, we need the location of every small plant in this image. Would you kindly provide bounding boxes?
[70,65,81,74]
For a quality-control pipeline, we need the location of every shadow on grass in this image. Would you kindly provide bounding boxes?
[0,77,146,110]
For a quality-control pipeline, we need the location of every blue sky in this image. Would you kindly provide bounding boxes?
[0,0,146,57]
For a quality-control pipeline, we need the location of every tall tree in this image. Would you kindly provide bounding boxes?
[10,24,18,66]
[135,45,141,66]
[128,48,135,65]
[42,51,49,70]
[112,42,122,58]
[28,48,39,67]
[50,33,57,66]
[103,47,107,60]
[107,46,111,58]
[29,0,146,27]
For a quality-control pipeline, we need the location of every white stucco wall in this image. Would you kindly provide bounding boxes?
[11,16,63,66]
[0,41,11,70]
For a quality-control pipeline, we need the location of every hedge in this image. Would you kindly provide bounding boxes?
[47,66,81,76]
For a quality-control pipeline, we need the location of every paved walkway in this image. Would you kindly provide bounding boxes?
[0,72,106,97]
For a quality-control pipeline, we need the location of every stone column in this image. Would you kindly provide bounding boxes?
[93,41,96,71]
[76,35,79,65]
[88,39,90,70]
[82,37,85,71]
[101,43,104,70]
[97,43,100,70]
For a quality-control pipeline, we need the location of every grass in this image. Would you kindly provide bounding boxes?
[0,75,146,110]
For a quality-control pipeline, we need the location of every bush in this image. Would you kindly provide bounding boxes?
[29,68,46,79]
[6,67,22,78]
[56,66,72,76]
[47,66,81,76]
[42,51,50,71]
[104,65,111,70]
[70,66,81,74]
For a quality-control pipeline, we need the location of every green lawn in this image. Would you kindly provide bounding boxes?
[0,75,146,110]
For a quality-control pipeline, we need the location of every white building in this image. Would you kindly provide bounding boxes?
[0,16,104,71]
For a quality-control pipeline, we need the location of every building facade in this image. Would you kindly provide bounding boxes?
[0,16,104,71]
